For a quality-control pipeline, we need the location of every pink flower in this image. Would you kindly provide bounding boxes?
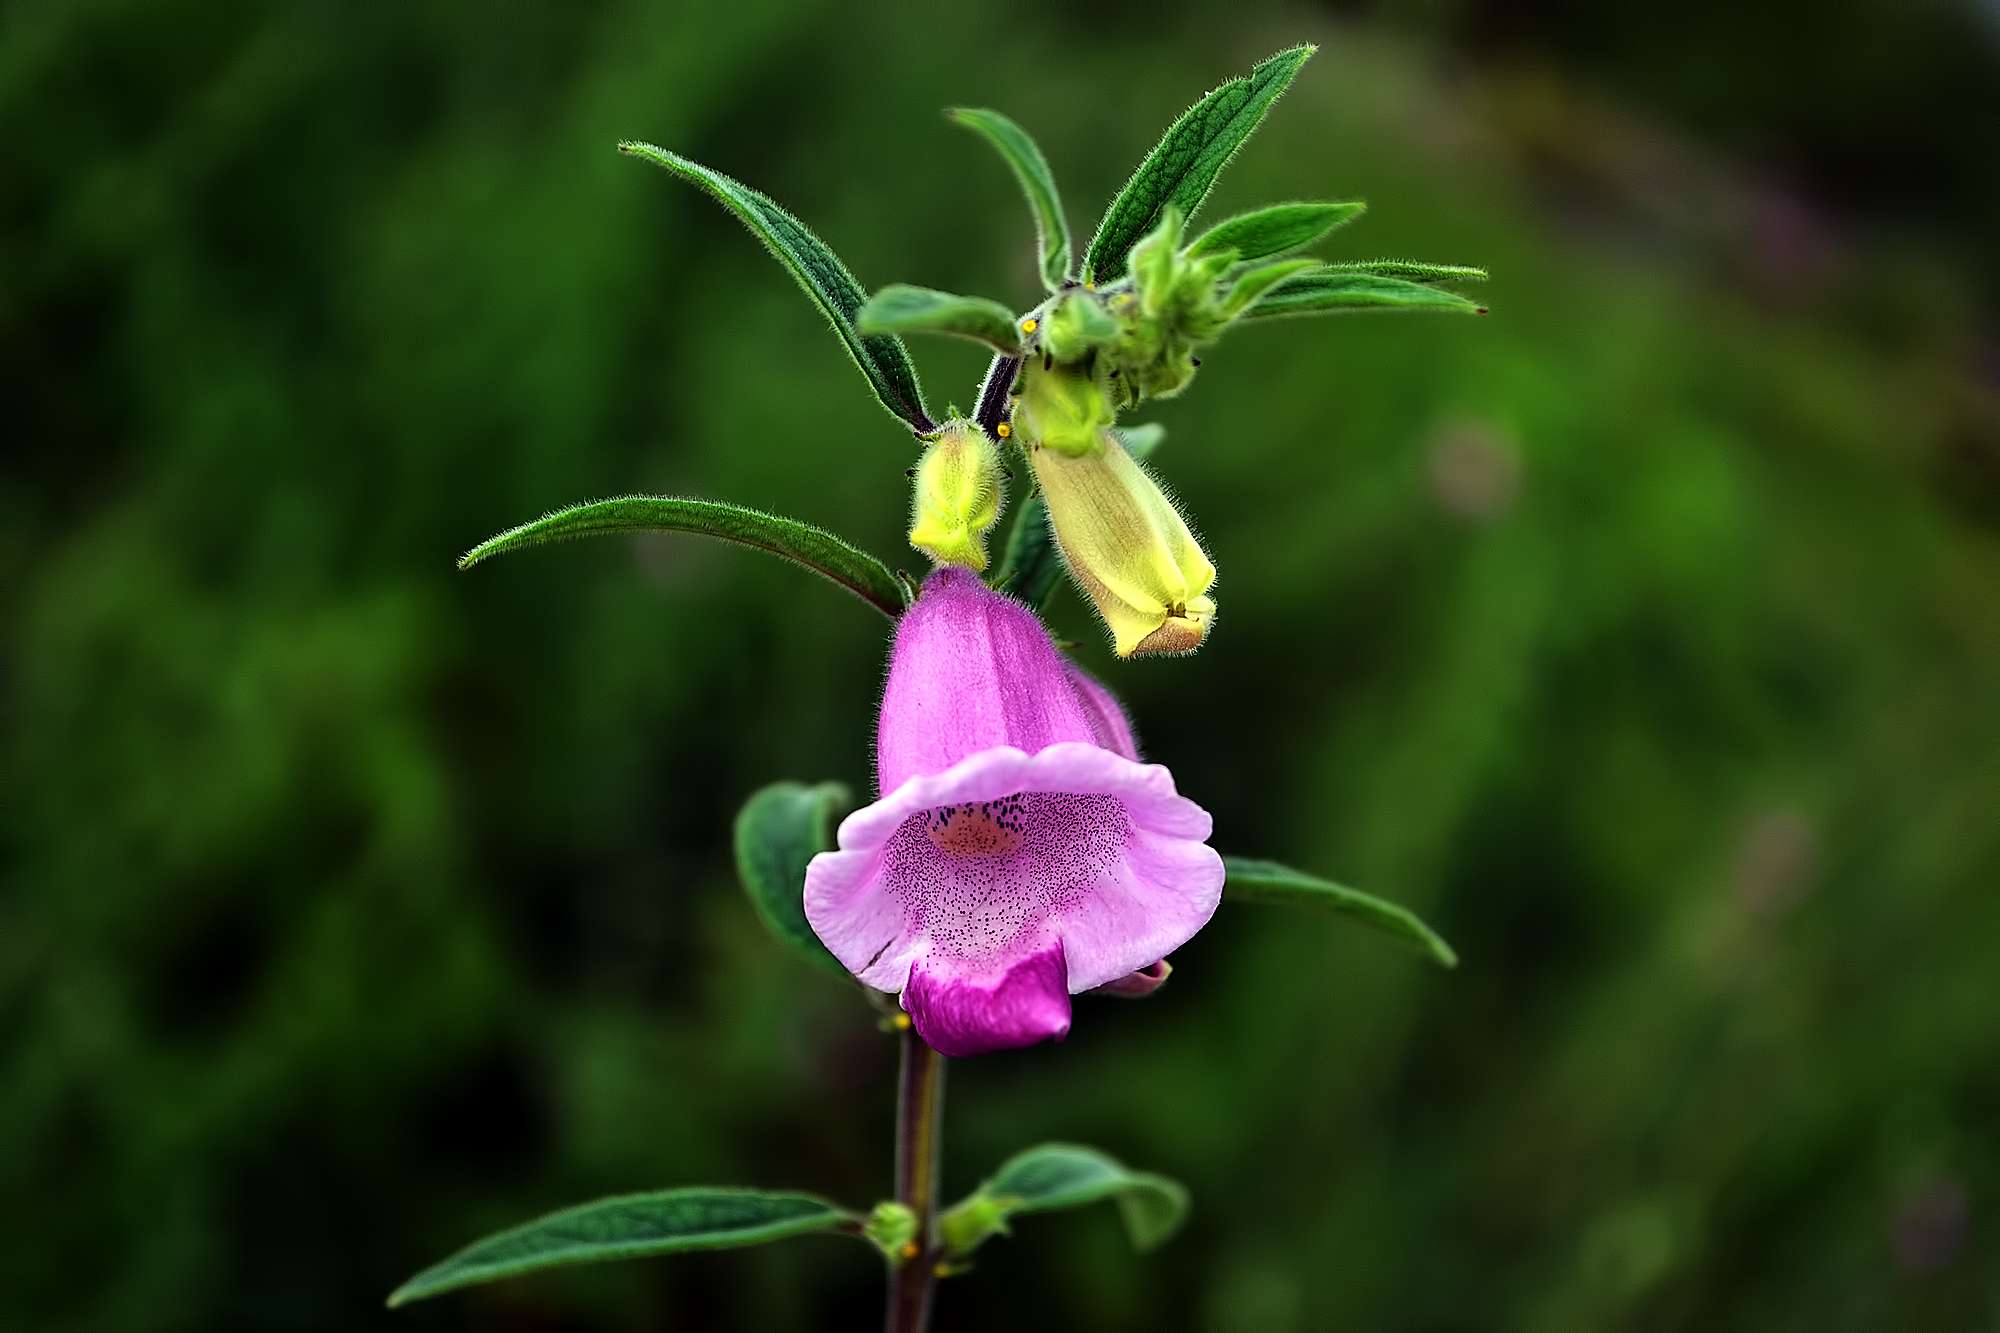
[804,568,1222,1056]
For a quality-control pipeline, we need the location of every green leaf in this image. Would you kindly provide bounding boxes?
[618,141,931,431]
[458,495,908,619]
[388,1189,858,1307]
[734,781,853,978]
[940,1144,1189,1260]
[1186,200,1366,261]
[1315,258,1489,284]
[949,107,1072,290]
[1083,45,1316,284]
[857,284,1024,353]
[1218,257,1320,319]
[1222,855,1458,968]
[1243,270,1486,319]
[989,489,1060,608]
[991,423,1162,608]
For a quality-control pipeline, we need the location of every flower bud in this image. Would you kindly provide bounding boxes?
[907,419,1004,572]
[863,1201,920,1260]
[1029,430,1217,657]
[1037,289,1119,365]
[1013,360,1115,458]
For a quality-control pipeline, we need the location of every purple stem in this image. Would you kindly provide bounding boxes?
[884,1028,946,1333]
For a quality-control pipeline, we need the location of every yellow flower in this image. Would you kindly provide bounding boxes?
[908,420,1005,572]
[1029,431,1216,656]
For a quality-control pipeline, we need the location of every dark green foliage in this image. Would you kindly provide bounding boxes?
[619,142,932,431]
[1222,856,1458,968]
[857,284,1025,354]
[733,782,854,978]
[949,108,1073,289]
[9,8,1997,1332]
[990,488,1064,608]
[459,496,908,617]
[1084,45,1315,283]
[1186,201,1367,260]
[389,1190,857,1306]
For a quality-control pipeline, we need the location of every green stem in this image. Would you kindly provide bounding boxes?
[884,1027,945,1333]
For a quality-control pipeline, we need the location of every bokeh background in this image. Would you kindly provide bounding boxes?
[8,0,1999,1328]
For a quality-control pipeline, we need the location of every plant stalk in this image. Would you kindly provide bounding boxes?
[884,1027,946,1333]
[973,352,1020,437]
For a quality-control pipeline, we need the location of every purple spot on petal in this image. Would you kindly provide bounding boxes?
[883,792,1129,961]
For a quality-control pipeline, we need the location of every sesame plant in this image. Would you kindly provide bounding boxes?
[391,44,1476,1331]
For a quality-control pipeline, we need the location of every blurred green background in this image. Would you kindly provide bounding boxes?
[8,0,1999,1328]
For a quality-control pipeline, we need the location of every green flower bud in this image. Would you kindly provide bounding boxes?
[1029,429,1217,657]
[863,1201,921,1261]
[1096,207,1322,405]
[1013,359,1115,458]
[1130,204,1188,319]
[908,419,1005,572]
[1105,207,1215,400]
[1037,289,1119,365]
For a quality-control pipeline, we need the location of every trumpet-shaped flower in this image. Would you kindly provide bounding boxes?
[1030,430,1217,657]
[803,568,1222,1056]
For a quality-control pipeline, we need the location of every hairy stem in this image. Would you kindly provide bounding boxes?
[884,1028,946,1333]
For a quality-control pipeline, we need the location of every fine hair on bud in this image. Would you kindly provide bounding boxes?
[907,420,1007,573]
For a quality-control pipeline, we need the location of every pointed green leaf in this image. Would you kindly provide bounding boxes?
[1222,855,1458,967]
[858,284,1025,354]
[618,141,931,431]
[388,1189,857,1307]
[1218,257,1320,319]
[939,1144,1188,1260]
[1315,258,1489,284]
[734,781,853,977]
[991,424,1162,608]
[458,496,908,618]
[949,107,1073,290]
[1243,270,1486,319]
[1083,45,1316,284]
[1187,200,1366,261]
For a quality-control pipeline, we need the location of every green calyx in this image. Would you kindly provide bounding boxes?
[1035,288,1120,364]
[1011,359,1114,457]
